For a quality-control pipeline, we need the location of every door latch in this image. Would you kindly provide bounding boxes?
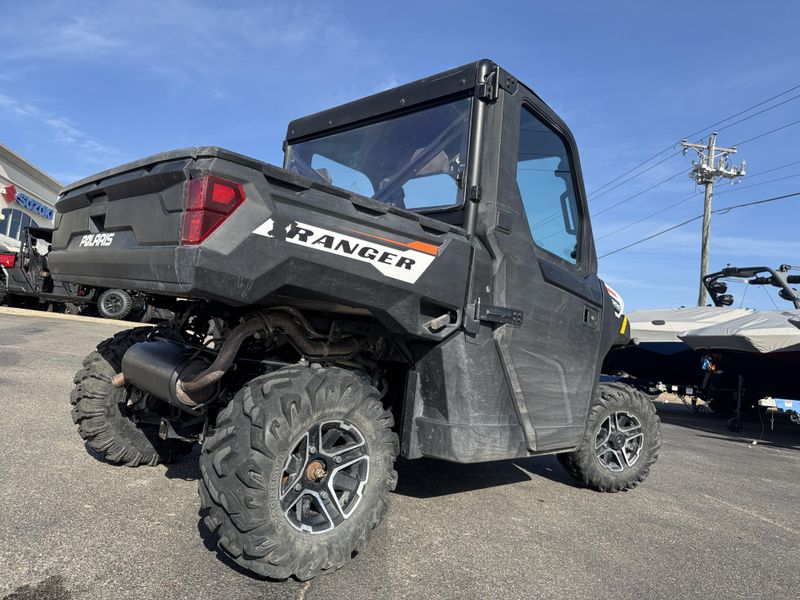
[583,306,599,329]
[477,300,524,326]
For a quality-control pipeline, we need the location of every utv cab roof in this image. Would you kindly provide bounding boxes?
[285,59,553,143]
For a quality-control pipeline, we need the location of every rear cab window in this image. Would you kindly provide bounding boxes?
[285,98,472,213]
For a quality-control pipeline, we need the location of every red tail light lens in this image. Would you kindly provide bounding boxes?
[182,175,245,245]
[0,253,16,268]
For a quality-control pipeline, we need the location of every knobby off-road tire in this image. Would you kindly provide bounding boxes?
[0,275,7,305]
[96,288,133,320]
[137,303,156,324]
[558,382,660,492]
[71,327,194,466]
[62,302,83,315]
[199,364,399,580]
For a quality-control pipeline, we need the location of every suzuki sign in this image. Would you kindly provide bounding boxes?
[14,191,54,220]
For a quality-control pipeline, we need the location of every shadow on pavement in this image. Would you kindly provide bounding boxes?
[394,453,579,499]
[163,446,202,480]
[654,401,800,451]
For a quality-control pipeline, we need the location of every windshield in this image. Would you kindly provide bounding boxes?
[285,97,472,211]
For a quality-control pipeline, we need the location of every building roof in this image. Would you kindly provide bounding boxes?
[0,143,61,193]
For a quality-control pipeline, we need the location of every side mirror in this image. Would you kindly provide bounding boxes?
[708,281,728,294]
[717,294,734,306]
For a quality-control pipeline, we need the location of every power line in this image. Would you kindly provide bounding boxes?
[716,172,800,195]
[591,169,686,218]
[733,118,800,146]
[682,83,800,140]
[587,82,800,197]
[598,191,800,258]
[714,92,800,135]
[595,172,800,242]
[590,151,683,201]
[595,168,800,242]
[593,120,800,215]
[594,158,800,240]
[588,146,676,196]
[595,192,699,241]
[712,190,800,214]
[599,214,703,259]
[733,158,800,180]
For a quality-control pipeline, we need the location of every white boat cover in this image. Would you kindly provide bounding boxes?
[679,310,800,354]
[627,307,753,344]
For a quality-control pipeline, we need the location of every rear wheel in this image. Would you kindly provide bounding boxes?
[97,289,133,320]
[71,327,194,466]
[63,302,83,315]
[137,303,156,323]
[0,275,7,305]
[199,364,399,580]
[558,382,660,492]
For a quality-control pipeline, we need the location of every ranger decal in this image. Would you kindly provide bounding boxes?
[253,218,438,284]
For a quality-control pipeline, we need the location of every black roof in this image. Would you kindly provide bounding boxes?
[285,60,492,143]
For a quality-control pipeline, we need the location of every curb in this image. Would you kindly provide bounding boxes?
[0,306,151,328]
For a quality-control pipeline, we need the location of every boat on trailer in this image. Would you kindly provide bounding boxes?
[605,264,800,430]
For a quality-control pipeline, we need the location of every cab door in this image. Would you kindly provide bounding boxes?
[489,97,604,452]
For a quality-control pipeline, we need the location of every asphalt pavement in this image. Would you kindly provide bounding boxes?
[1,310,798,600]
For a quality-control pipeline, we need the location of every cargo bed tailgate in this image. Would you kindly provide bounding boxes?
[51,149,217,293]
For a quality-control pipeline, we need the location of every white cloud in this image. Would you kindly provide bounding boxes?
[0,93,120,166]
[0,1,374,95]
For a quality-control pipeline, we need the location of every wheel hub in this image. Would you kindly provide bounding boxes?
[594,411,644,473]
[279,420,370,534]
[306,459,327,483]
[608,432,627,450]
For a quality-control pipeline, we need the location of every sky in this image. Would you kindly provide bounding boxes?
[1,0,799,311]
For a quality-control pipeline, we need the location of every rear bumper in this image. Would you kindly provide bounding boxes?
[49,246,196,296]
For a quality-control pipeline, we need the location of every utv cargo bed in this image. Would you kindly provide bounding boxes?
[51,147,471,338]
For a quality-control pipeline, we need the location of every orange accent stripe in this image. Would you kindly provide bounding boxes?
[346,229,439,256]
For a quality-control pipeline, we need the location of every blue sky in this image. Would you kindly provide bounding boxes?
[2,0,799,310]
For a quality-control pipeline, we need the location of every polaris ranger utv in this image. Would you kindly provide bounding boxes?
[0,225,96,310]
[49,60,659,580]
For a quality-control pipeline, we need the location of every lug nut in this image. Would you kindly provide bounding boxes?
[309,446,317,454]
[321,491,328,499]
[294,483,302,492]
[334,456,342,464]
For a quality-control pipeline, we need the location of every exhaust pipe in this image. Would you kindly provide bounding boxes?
[118,310,362,408]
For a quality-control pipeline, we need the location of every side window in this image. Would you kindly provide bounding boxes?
[516,106,582,264]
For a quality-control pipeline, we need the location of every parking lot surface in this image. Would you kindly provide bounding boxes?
[1,311,799,600]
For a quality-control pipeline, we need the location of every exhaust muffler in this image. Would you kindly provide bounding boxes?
[120,340,217,410]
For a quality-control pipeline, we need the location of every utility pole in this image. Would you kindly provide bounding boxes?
[681,133,746,306]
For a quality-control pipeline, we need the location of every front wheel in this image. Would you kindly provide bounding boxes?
[558,382,660,492]
[199,364,399,580]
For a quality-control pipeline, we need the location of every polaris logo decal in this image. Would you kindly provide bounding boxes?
[78,233,116,247]
[253,218,438,284]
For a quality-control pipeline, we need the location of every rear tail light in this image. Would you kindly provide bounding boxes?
[181,175,245,245]
[0,253,16,268]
